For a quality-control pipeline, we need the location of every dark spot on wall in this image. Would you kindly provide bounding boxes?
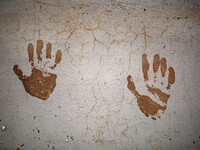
[37,129,40,133]
[20,144,24,147]
[70,136,74,140]
[144,9,146,11]
[193,141,195,144]
[163,45,166,48]
[16,148,20,150]
[169,138,171,140]
[185,17,188,19]
[58,106,61,108]
[177,17,180,19]
[52,146,55,149]
[33,116,36,119]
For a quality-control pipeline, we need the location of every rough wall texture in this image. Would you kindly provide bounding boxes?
[0,0,200,149]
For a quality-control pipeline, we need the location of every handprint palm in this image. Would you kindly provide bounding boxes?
[13,40,62,100]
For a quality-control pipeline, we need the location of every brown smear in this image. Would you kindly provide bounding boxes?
[127,75,166,118]
[153,54,160,74]
[13,40,62,100]
[142,54,149,81]
[167,67,175,89]
[160,57,167,77]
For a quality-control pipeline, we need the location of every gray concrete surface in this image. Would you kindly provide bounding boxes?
[0,0,200,149]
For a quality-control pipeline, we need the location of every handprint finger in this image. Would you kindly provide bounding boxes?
[51,50,62,69]
[167,67,175,90]
[28,43,34,66]
[13,65,25,80]
[160,57,167,77]
[142,54,149,81]
[36,40,43,63]
[46,42,52,59]
[153,54,160,75]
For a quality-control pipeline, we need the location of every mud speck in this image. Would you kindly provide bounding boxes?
[70,136,74,140]
[20,144,24,147]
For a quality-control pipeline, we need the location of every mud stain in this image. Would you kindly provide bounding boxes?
[160,57,167,77]
[142,54,149,81]
[13,40,62,100]
[127,76,166,118]
[153,54,160,75]
[167,67,175,89]
[127,54,175,119]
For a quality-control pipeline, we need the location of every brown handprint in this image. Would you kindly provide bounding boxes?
[127,54,175,120]
[13,40,62,100]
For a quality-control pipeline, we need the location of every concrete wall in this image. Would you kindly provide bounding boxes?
[0,0,200,149]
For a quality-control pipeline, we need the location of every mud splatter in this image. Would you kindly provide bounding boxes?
[127,54,175,119]
[13,40,62,100]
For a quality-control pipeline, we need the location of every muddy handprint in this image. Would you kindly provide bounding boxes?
[13,40,62,100]
[127,54,175,120]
